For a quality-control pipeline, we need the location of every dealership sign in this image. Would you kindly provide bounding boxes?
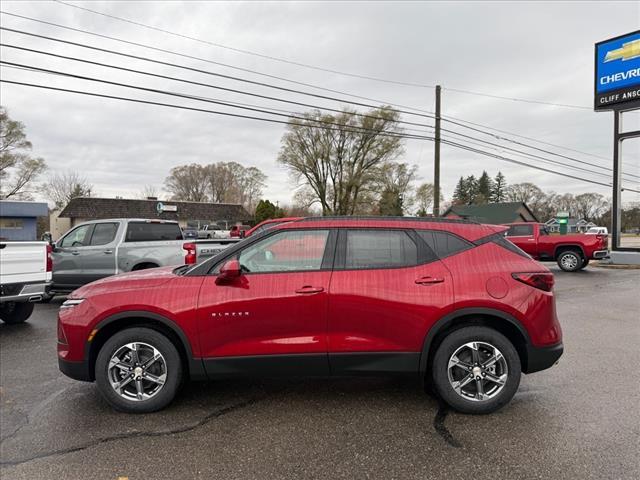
[594,30,640,110]
[156,202,178,214]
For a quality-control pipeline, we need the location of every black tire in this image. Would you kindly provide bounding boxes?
[95,327,182,413]
[557,249,583,272]
[432,326,521,415]
[582,258,590,268]
[0,302,35,324]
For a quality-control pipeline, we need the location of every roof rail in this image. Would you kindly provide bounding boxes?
[295,215,480,225]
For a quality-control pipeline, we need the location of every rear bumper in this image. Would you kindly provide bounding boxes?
[0,281,52,303]
[58,357,92,382]
[524,342,563,374]
[592,250,609,259]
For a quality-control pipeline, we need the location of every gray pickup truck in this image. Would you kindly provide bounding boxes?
[50,219,238,294]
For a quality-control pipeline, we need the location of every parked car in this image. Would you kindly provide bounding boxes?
[197,224,230,239]
[244,217,302,237]
[585,226,608,235]
[504,222,608,272]
[58,217,563,414]
[50,219,238,295]
[0,241,52,323]
[181,226,198,240]
[229,224,251,238]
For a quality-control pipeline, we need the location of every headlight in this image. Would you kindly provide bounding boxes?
[60,298,85,309]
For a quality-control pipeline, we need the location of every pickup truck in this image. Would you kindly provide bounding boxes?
[50,219,238,294]
[0,241,52,323]
[197,224,230,239]
[504,222,608,272]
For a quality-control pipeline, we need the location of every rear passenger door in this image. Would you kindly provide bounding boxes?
[505,224,537,257]
[327,229,454,375]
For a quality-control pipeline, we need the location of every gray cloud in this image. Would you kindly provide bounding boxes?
[1,0,638,205]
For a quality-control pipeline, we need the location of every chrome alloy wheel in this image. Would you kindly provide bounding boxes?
[447,342,508,402]
[107,342,167,401]
[560,253,579,270]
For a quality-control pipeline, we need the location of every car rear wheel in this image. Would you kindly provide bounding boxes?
[557,250,583,272]
[0,302,35,324]
[95,327,182,413]
[432,326,521,414]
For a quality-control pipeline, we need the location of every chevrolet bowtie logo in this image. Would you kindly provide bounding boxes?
[604,39,640,62]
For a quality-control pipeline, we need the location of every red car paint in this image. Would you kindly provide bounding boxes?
[504,222,608,262]
[58,217,562,384]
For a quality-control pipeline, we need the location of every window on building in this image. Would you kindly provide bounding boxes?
[0,218,24,229]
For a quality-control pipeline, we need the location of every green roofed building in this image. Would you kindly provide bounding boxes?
[442,202,538,224]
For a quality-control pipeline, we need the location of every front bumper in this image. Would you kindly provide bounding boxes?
[58,357,92,382]
[592,250,609,259]
[524,342,563,374]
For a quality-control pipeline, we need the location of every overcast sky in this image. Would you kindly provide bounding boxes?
[1,0,639,208]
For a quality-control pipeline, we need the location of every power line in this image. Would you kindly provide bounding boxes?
[0,61,425,141]
[5,77,639,194]
[0,42,435,132]
[0,12,436,116]
[1,27,626,180]
[54,0,593,113]
[442,87,592,111]
[442,114,612,162]
[53,0,437,89]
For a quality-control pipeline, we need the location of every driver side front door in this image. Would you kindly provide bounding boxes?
[52,223,94,289]
[197,229,335,378]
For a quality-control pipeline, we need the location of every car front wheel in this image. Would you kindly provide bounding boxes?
[432,326,521,414]
[95,327,182,413]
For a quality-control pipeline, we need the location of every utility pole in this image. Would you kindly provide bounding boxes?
[433,84,441,216]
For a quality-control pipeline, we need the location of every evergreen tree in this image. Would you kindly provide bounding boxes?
[254,199,284,223]
[491,171,507,202]
[452,177,467,205]
[378,189,404,216]
[477,171,493,204]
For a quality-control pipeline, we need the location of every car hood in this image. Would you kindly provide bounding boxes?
[71,266,178,297]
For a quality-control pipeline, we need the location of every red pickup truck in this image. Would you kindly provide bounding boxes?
[504,223,608,272]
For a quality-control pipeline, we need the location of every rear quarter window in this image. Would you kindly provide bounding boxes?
[125,222,183,242]
[417,230,474,259]
[506,224,534,236]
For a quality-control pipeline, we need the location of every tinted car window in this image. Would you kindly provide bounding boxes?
[125,222,183,242]
[345,230,418,269]
[238,230,329,273]
[59,224,93,248]
[90,222,118,246]
[417,230,473,258]
[506,224,533,236]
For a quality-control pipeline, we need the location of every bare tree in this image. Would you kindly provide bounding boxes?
[278,107,404,215]
[140,185,159,199]
[44,171,94,209]
[205,161,266,211]
[414,182,438,216]
[0,107,47,199]
[164,164,209,202]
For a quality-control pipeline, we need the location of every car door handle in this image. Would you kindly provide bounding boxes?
[295,286,324,294]
[103,249,113,254]
[415,276,445,285]
[71,250,80,255]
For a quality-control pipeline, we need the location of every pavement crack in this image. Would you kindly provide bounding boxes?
[0,395,262,468]
[433,402,462,448]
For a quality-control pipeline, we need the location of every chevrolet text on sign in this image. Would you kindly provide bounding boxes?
[594,30,640,110]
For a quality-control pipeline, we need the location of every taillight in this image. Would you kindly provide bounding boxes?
[46,243,53,272]
[512,272,554,292]
[183,242,196,265]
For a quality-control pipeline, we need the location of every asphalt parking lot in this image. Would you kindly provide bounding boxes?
[1,265,639,480]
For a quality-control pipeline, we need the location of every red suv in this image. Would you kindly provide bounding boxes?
[58,217,563,414]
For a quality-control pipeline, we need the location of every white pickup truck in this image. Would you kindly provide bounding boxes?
[0,241,52,324]
[197,223,230,239]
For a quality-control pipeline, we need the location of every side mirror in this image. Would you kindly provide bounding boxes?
[215,259,241,284]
